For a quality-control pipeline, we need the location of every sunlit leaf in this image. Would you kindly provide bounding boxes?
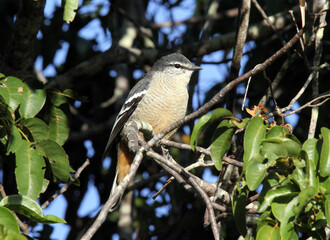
[36,139,70,182]
[210,119,236,170]
[15,141,45,200]
[63,0,79,23]
[319,128,330,177]
[0,206,20,233]
[256,224,280,240]
[0,195,66,224]
[19,78,46,118]
[243,116,266,169]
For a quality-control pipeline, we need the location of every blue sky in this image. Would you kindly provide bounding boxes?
[30,0,300,239]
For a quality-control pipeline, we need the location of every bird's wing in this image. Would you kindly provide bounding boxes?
[102,77,150,159]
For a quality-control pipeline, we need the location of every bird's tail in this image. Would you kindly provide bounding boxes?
[109,141,134,211]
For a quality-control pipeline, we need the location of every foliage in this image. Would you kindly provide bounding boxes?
[0,75,71,238]
[0,0,329,239]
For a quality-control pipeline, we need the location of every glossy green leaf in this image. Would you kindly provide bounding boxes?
[302,138,321,169]
[303,150,319,190]
[0,76,24,111]
[280,197,299,240]
[232,181,248,236]
[7,124,23,154]
[325,194,330,226]
[0,207,20,233]
[243,116,266,169]
[21,118,49,142]
[271,194,297,222]
[261,137,302,156]
[233,117,249,129]
[0,79,10,106]
[0,97,13,124]
[15,141,45,200]
[290,168,308,190]
[190,108,232,151]
[19,78,46,118]
[246,152,276,191]
[320,128,330,177]
[1,232,28,240]
[36,139,70,182]
[266,125,289,139]
[256,224,280,240]
[246,157,267,191]
[48,106,69,146]
[190,114,211,151]
[0,195,66,224]
[49,90,69,107]
[293,187,318,216]
[320,176,330,194]
[259,184,299,213]
[63,0,79,23]
[210,120,236,170]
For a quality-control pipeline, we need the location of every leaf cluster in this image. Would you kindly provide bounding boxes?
[0,74,73,238]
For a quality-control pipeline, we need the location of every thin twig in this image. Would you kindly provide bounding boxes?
[147,150,220,240]
[161,139,243,167]
[251,0,287,47]
[280,94,330,117]
[81,151,144,240]
[41,159,90,209]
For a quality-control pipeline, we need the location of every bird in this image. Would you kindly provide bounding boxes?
[103,53,202,210]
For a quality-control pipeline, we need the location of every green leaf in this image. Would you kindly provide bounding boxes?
[243,116,266,169]
[259,184,299,213]
[246,152,276,191]
[2,232,29,240]
[7,124,23,154]
[15,141,46,200]
[320,128,330,177]
[0,76,24,111]
[190,108,233,151]
[21,118,49,142]
[266,125,289,139]
[49,90,69,107]
[303,150,319,190]
[280,197,299,240]
[0,78,10,104]
[19,78,46,118]
[0,207,20,233]
[271,194,297,222]
[0,96,13,123]
[256,224,280,240]
[48,106,69,145]
[261,137,302,156]
[325,194,330,226]
[210,120,236,170]
[36,139,70,182]
[190,114,211,151]
[232,181,248,236]
[0,195,66,224]
[63,0,79,23]
[290,168,308,190]
[302,138,321,169]
[293,187,318,216]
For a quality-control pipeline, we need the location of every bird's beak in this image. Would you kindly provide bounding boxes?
[192,66,202,71]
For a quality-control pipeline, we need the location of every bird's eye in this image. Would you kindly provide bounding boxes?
[174,63,181,68]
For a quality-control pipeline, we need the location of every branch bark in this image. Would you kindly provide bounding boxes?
[0,0,45,78]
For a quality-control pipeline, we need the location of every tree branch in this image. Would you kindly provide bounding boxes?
[0,0,45,78]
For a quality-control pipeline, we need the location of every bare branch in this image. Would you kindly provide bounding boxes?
[41,159,90,209]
